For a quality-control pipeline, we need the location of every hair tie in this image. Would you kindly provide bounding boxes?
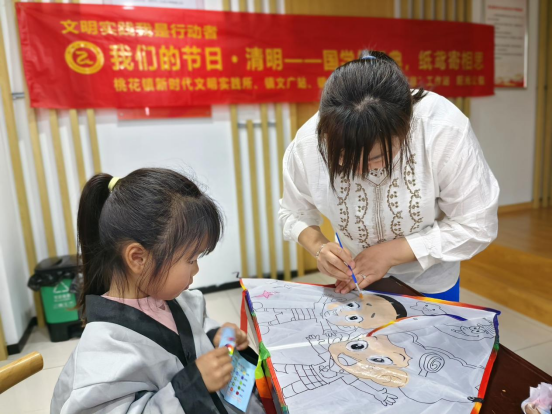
[361,56,376,60]
[108,177,121,192]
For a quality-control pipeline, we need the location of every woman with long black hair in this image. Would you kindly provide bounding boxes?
[279,51,499,301]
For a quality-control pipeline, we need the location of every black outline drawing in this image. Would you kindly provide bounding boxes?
[389,328,485,404]
[435,318,496,341]
[244,281,497,411]
[272,334,399,407]
[410,301,446,316]
[253,293,407,336]
[273,329,485,407]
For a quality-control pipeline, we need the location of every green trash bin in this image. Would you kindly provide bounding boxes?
[41,278,81,342]
[41,278,79,324]
[29,255,84,342]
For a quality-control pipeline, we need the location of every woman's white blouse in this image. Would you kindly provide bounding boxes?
[279,92,499,293]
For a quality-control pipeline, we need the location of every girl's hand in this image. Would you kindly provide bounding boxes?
[334,238,415,294]
[316,242,356,281]
[195,347,233,392]
[213,323,249,351]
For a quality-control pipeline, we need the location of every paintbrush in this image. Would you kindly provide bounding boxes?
[335,232,363,298]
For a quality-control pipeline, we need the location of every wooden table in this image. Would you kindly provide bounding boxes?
[370,277,552,414]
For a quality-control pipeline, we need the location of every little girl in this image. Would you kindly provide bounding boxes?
[51,168,265,413]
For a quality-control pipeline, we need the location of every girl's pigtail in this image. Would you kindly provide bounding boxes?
[77,173,113,321]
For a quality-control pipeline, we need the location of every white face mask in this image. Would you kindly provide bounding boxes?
[337,140,401,174]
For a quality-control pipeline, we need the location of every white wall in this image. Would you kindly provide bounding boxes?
[0,0,36,345]
[470,0,538,205]
[93,104,296,288]
[0,95,33,345]
[395,0,539,205]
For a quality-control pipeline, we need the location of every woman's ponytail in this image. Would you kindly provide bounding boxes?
[77,173,112,319]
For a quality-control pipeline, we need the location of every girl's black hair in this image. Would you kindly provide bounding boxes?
[77,168,223,321]
[317,50,427,190]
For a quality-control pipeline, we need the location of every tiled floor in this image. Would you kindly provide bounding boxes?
[1,273,551,413]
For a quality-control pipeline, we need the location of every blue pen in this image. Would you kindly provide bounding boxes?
[335,232,363,298]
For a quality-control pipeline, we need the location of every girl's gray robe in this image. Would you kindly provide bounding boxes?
[51,290,265,414]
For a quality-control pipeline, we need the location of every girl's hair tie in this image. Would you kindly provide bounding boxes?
[361,56,376,60]
[108,177,121,192]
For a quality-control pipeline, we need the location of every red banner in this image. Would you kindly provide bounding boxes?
[17,3,494,109]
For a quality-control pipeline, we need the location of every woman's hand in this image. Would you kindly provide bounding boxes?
[316,242,356,282]
[334,238,416,294]
[297,226,355,281]
[213,323,249,351]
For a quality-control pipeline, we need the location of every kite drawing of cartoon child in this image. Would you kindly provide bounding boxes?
[273,327,485,408]
[241,279,500,414]
[272,333,406,406]
[386,329,485,405]
[253,294,407,336]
